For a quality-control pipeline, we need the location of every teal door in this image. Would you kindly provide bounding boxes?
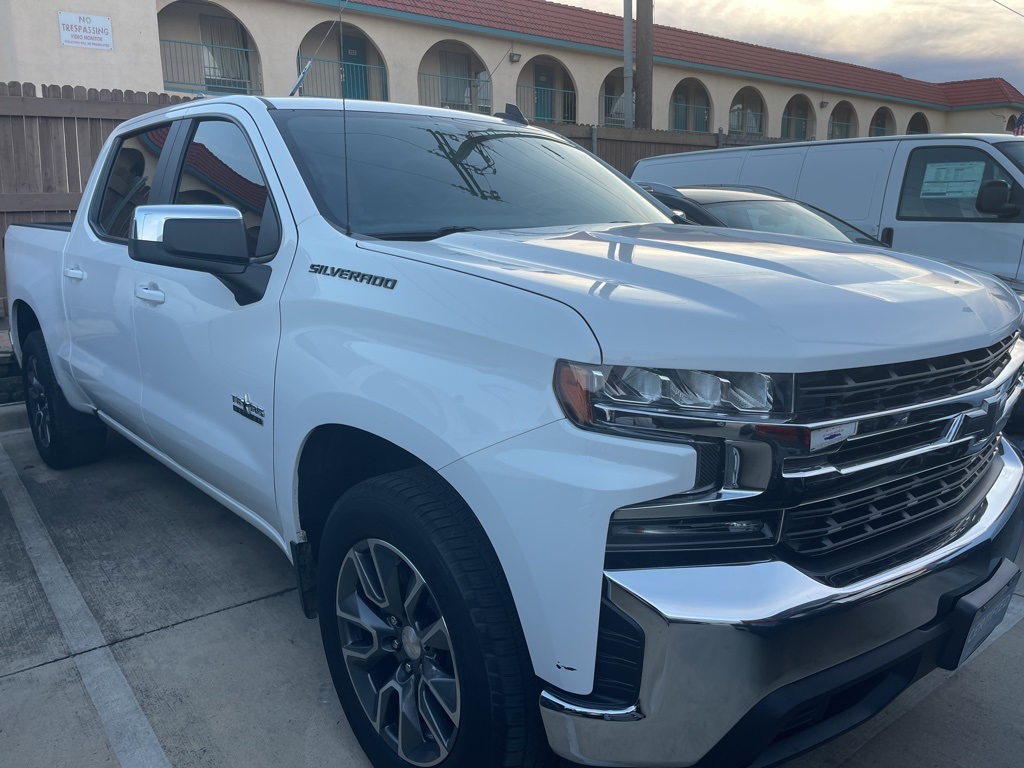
[342,35,368,99]
[535,65,553,121]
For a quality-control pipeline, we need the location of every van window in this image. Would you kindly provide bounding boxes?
[898,146,1021,221]
[996,142,1024,175]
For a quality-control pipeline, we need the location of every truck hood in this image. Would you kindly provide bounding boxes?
[357,223,1022,372]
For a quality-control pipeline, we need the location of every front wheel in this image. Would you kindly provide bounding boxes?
[317,468,549,768]
[21,331,106,469]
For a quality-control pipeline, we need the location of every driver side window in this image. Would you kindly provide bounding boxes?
[173,119,275,257]
[898,146,1022,221]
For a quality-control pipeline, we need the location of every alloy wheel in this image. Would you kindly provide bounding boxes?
[336,538,461,766]
[26,356,52,448]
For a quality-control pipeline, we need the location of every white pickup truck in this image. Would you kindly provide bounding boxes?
[5,96,1024,768]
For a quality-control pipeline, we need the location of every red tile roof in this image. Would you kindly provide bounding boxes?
[345,0,1024,108]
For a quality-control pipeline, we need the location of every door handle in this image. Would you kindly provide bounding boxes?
[63,267,85,280]
[135,284,165,304]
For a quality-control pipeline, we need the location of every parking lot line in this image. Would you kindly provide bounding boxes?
[0,438,173,768]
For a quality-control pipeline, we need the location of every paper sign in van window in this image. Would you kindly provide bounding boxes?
[921,161,985,199]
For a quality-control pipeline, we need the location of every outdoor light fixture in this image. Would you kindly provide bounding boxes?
[819,100,829,108]
[509,51,522,63]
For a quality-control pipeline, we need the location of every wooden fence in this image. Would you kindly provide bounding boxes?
[544,123,790,175]
[544,123,720,175]
[0,82,191,317]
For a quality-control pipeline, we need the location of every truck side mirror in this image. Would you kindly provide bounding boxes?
[129,205,271,306]
[129,205,251,273]
[976,180,1021,217]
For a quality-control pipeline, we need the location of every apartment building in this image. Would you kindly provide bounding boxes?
[3,0,1023,138]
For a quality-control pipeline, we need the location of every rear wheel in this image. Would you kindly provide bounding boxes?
[317,467,549,768]
[22,331,107,469]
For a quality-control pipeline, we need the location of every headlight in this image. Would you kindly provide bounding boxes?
[555,361,794,436]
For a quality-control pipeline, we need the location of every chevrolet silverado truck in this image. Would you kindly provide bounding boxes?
[5,96,1024,768]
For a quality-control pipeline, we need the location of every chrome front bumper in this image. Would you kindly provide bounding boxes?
[540,437,1024,768]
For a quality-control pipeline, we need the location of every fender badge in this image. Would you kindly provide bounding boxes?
[232,394,266,426]
[309,264,397,289]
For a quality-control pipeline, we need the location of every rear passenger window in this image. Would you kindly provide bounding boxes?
[173,119,274,258]
[898,146,1022,220]
[94,124,170,239]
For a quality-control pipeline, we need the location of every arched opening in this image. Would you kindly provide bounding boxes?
[1007,114,1018,132]
[907,112,930,134]
[729,87,766,135]
[869,107,896,137]
[157,1,262,95]
[670,78,711,132]
[515,56,577,123]
[828,101,858,139]
[417,41,490,113]
[296,22,388,101]
[600,68,633,127]
[781,95,815,140]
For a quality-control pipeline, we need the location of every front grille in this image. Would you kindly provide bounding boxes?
[783,405,963,475]
[796,334,1017,419]
[781,439,999,560]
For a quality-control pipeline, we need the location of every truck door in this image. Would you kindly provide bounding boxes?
[879,141,1024,280]
[64,122,178,441]
[131,109,294,534]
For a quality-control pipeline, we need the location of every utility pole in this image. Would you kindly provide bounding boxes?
[635,0,653,129]
[623,0,634,129]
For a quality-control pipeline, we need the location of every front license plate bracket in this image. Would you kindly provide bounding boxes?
[939,558,1020,670]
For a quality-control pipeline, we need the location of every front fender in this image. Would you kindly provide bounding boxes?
[272,230,601,539]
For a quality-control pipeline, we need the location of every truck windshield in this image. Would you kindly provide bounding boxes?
[272,109,670,239]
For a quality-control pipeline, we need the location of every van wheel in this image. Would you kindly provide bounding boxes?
[21,331,106,469]
[317,468,548,768]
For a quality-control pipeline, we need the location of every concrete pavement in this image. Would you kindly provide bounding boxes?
[1,419,1023,768]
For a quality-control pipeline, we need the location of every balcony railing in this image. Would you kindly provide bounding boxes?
[828,120,857,140]
[602,94,628,127]
[781,115,811,140]
[729,109,765,135]
[870,123,894,137]
[160,39,261,95]
[515,85,577,123]
[671,102,709,132]
[296,57,388,101]
[418,72,491,113]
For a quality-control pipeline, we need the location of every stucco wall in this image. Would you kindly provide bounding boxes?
[2,0,164,92]
[3,0,1018,139]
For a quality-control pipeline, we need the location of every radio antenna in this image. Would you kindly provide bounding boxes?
[289,20,335,96]
[338,0,352,236]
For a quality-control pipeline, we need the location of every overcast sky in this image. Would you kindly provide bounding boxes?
[558,0,1023,87]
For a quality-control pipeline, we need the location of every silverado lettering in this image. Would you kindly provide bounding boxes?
[309,263,397,289]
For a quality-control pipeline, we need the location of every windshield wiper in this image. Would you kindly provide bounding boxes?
[368,226,482,241]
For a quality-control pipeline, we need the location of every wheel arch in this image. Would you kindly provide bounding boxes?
[10,299,41,361]
[296,423,431,565]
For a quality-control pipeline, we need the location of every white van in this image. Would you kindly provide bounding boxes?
[633,135,1024,285]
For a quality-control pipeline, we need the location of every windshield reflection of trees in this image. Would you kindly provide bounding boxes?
[428,129,509,201]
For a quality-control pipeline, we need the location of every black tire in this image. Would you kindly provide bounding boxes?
[317,467,549,768]
[21,331,107,469]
